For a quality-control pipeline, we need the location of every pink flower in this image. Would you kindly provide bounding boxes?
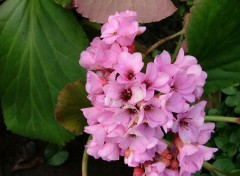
[86,140,120,161]
[170,71,197,103]
[174,48,198,70]
[120,124,158,153]
[79,37,126,70]
[138,98,168,128]
[198,123,215,145]
[154,50,179,78]
[178,143,217,175]
[124,148,155,167]
[103,81,146,107]
[115,52,144,83]
[81,107,114,125]
[119,124,159,166]
[137,62,170,100]
[145,162,166,176]
[79,37,109,70]
[111,104,139,128]
[172,101,206,144]
[187,64,207,99]
[98,142,120,161]
[145,162,179,176]
[101,11,146,46]
[174,48,207,99]
[85,71,107,107]
[159,92,189,114]
[79,11,213,176]
[85,124,106,145]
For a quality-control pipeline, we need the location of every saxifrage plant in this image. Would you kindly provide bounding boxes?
[1,0,240,175]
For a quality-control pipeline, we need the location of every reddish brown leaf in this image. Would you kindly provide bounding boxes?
[74,0,177,23]
[55,81,90,134]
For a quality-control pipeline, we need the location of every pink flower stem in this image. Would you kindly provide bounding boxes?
[82,135,92,176]
[205,115,240,125]
[143,29,185,58]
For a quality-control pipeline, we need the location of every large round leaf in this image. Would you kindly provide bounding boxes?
[187,0,240,93]
[0,0,88,144]
[52,0,71,7]
[74,0,177,23]
[55,81,90,134]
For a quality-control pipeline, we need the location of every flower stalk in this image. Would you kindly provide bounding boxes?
[82,136,91,176]
[203,161,228,175]
[205,115,240,125]
[143,29,185,58]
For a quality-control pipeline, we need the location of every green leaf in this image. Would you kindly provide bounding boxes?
[55,81,90,134]
[44,143,62,159]
[230,170,240,176]
[214,136,228,150]
[52,0,71,7]
[187,0,240,93]
[234,105,240,114]
[224,92,240,114]
[222,87,238,96]
[221,143,238,158]
[229,128,240,145]
[225,93,240,107]
[0,0,88,144]
[213,159,235,172]
[46,150,69,166]
[44,143,68,166]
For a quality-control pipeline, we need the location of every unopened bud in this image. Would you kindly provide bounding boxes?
[133,166,144,176]
[125,149,131,158]
[174,136,183,149]
[161,149,170,158]
[170,159,179,170]
[160,158,171,167]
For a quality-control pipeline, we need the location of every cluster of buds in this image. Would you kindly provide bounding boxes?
[79,11,217,176]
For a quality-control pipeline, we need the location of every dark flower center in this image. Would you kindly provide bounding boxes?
[180,120,189,128]
[127,70,135,80]
[144,105,152,111]
[121,88,132,101]
[128,108,137,114]
[144,80,151,89]
[129,134,137,138]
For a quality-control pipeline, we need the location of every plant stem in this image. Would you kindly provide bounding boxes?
[203,161,228,175]
[203,161,215,172]
[172,34,184,62]
[143,29,185,57]
[205,115,240,125]
[82,146,88,176]
[82,135,91,176]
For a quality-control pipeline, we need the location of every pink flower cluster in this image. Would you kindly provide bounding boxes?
[79,11,217,176]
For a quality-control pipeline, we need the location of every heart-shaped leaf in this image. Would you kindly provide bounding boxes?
[0,0,88,144]
[74,0,177,23]
[55,81,90,134]
[52,0,72,7]
[230,170,240,176]
[186,0,240,93]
